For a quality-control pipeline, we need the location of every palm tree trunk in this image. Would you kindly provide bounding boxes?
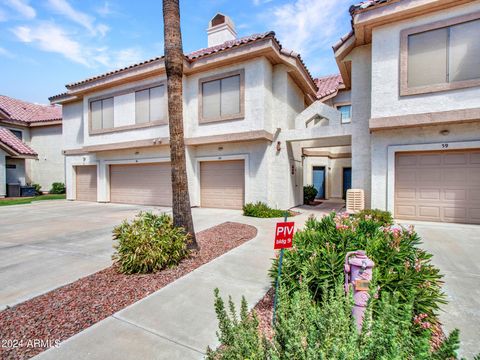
[163,0,198,250]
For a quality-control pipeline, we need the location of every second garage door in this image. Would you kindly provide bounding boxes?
[110,163,172,206]
[200,160,245,209]
[395,150,480,224]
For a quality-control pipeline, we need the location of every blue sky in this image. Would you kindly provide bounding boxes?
[0,0,352,104]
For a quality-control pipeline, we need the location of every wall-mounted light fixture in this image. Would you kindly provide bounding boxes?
[218,146,223,151]
[440,129,450,136]
[276,141,281,152]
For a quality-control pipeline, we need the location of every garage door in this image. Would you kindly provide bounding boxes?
[75,165,97,202]
[110,163,172,206]
[395,150,480,224]
[200,160,245,209]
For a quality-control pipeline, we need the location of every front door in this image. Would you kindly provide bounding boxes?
[343,167,352,199]
[312,166,326,199]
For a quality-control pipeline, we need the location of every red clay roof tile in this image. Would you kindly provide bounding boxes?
[314,74,344,100]
[0,95,61,125]
[0,127,37,156]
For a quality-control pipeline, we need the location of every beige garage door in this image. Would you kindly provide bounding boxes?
[110,163,172,206]
[201,160,245,209]
[75,165,97,202]
[395,150,480,224]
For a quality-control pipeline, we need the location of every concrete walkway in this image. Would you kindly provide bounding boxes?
[35,214,300,359]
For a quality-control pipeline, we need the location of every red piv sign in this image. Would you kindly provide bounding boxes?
[274,222,295,249]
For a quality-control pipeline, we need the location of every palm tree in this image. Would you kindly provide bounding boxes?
[163,0,198,250]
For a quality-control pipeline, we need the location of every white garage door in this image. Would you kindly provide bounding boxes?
[75,165,97,202]
[200,160,245,209]
[110,163,172,206]
[395,150,480,224]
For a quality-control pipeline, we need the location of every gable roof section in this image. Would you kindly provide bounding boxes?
[51,31,316,102]
[0,95,62,126]
[315,74,344,100]
[0,127,37,157]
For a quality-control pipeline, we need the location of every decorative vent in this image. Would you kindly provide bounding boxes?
[346,189,365,213]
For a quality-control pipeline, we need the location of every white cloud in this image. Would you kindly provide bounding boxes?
[269,0,350,55]
[0,46,14,58]
[4,0,35,19]
[0,7,7,21]
[95,1,113,17]
[46,0,109,36]
[11,22,89,66]
[253,0,273,6]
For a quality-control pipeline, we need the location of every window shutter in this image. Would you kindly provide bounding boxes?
[408,28,448,87]
[135,89,150,124]
[102,98,114,129]
[150,85,165,122]
[449,19,480,82]
[202,80,221,119]
[91,100,102,130]
[220,75,240,116]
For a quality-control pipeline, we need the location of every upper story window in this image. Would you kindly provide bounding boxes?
[400,13,480,96]
[199,69,244,123]
[10,129,23,140]
[337,105,352,124]
[91,97,114,131]
[135,85,166,124]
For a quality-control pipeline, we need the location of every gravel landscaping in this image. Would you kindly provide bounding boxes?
[0,221,257,360]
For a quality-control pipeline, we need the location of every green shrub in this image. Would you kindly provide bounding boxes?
[269,212,445,324]
[303,185,318,204]
[243,202,289,218]
[209,284,460,359]
[30,183,42,195]
[112,212,190,274]
[49,182,66,194]
[355,208,393,226]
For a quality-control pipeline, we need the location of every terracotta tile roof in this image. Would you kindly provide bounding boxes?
[349,0,396,14]
[0,127,37,156]
[0,95,62,125]
[54,31,314,97]
[314,74,344,100]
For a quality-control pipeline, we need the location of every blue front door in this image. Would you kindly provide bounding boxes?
[312,166,325,199]
[343,167,352,199]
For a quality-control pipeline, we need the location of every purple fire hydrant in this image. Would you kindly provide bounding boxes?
[344,250,374,331]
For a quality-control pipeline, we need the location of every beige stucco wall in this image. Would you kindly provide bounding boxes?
[347,45,372,207]
[304,156,351,199]
[26,124,64,192]
[62,101,84,151]
[371,122,480,212]
[371,1,480,118]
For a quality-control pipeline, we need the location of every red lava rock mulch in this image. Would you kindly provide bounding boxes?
[0,221,257,360]
[252,287,275,341]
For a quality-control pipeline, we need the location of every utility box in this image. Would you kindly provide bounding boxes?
[346,189,365,213]
[7,183,21,197]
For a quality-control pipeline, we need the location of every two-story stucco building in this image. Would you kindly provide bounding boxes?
[321,0,480,224]
[0,95,63,197]
[50,14,319,210]
[51,1,480,225]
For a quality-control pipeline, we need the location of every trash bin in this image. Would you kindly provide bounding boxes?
[21,186,36,197]
[7,183,21,197]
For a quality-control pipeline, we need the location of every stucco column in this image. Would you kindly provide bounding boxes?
[0,150,6,198]
[349,45,372,208]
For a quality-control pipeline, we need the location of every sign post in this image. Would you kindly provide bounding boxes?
[272,212,295,325]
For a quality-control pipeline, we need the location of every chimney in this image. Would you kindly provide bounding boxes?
[207,13,237,47]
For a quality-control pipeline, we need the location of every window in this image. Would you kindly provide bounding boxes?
[401,13,480,95]
[199,70,244,123]
[135,85,166,124]
[337,105,352,124]
[91,98,114,131]
[10,129,23,140]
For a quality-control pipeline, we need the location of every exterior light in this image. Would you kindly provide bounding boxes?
[440,129,450,136]
[276,141,281,152]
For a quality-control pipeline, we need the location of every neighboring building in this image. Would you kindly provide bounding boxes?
[0,95,63,197]
[321,0,480,224]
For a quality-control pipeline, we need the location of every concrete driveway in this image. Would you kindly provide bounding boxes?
[0,200,244,310]
[403,221,480,358]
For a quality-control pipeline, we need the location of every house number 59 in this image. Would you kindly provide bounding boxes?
[442,143,449,149]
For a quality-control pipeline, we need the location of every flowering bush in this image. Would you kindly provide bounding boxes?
[269,211,445,324]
